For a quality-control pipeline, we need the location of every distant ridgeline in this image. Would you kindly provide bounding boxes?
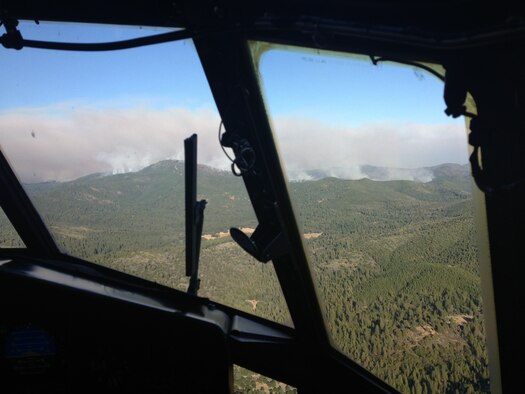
[1,160,488,393]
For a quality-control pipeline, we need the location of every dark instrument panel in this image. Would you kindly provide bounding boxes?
[0,257,233,394]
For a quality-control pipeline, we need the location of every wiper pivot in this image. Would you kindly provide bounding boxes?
[230,225,287,263]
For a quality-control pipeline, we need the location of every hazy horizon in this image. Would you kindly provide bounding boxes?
[0,103,469,183]
[18,154,468,184]
[1,22,470,184]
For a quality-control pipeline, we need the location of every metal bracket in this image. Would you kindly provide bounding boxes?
[1,18,23,50]
[230,225,287,263]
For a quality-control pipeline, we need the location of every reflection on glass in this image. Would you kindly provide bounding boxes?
[256,44,489,392]
[0,22,291,326]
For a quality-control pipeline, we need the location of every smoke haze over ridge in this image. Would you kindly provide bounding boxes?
[0,104,469,183]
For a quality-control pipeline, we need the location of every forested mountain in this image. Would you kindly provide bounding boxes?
[0,161,489,393]
[287,165,488,393]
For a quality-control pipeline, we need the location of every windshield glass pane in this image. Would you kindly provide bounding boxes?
[0,207,25,248]
[255,43,490,392]
[0,21,291,326]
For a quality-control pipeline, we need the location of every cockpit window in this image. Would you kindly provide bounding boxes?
[0,21,291,326]
[0,207,25,248]
[254,43,490,392]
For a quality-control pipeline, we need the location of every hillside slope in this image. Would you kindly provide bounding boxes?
[1,161,488,393]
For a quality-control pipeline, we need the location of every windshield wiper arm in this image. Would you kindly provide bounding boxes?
[184,134,207,296]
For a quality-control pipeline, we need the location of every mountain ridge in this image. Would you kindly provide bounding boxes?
[20,159,473,253]
[289,162,470,182]
[22,160,471,186]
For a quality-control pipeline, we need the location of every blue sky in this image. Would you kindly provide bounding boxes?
[0,21,468,181]
[259,49,455,126]
[2,21,453,122]
[0,21,214,111]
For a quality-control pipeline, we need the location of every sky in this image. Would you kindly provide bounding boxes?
[0,21,469,182]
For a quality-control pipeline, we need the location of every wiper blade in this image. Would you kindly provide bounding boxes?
[1,19,193,51]
[184,134,207,296]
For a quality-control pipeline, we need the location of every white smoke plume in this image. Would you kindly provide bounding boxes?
[0,105,224,182]
[0,105,469,182]
[273,116,469,181]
